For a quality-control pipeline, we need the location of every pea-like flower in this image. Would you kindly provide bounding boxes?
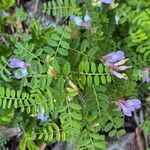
[142,67,150,83]
[117,99,141,117]
[110,58,132,80]
[102,51,132,79]
[9,58,30,79]
[10,58,30,68]
[37,113,47,122]
[71,11,91,28]
[103,50,125,66]
[37,107,47,122]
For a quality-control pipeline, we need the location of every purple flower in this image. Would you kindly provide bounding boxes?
[71,16,84,26]
[71,11,91,28]
[101,0,112,4]
[9,58,30,79]
[37,107,47,122]
[142,67,150,83]
[102,51,132,80]
[118,99,141,117]
[14,68,28,79]
[110,71,128,80]
[109,59,132,80]
[9,58,30,69]
[37,113,47,122]
[103,51,125,66]
[84,12,91,23]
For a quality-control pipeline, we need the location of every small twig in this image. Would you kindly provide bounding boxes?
[33,0,39,17]
[16,0,20,6]
[135,127,145,150]
[139,109,144,123]
[134,111,140,125]
[139,109,148,149]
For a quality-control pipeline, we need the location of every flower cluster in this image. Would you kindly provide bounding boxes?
[71,11,91,28]
[9,58,30,79]
[102,51,143,117]
[117,99,141,117]
[103,51,132,79]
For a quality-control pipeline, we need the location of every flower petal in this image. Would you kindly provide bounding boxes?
[119,102,132,117]
[125,99,141,111]
[111,70,128,79]
[101,0,112,4]
[14,68,28,79]
[37,113,47,122]
[143,76,150,83]
[10,58,25,68]
[71,15,84,26]
[9,58,30,69]
[117,65,132,71]
[84,12,91,23]
[104,51,125,64]
[113,58,129,66]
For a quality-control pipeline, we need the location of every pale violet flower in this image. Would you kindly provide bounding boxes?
[37,107,47,122]
[14,68,28,79]
[110,59,132,80]
[103,51,132,79]
[71,11,91,28]
[117,99,141,117]
[10,58,30,68]
[142,67,150,83]
[103,51,125,66]
[37,113,47,122]
[9,58,30,79]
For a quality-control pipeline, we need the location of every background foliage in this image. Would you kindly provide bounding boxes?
[0,0,149,149]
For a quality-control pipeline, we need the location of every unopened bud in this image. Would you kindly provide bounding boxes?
[68,80,78,91]
[122,73,128,80]
[46,55,54,62]
[47,66,57,77]
[93,123,100,128]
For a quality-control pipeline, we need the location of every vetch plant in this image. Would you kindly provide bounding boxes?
[0,0,149,149]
